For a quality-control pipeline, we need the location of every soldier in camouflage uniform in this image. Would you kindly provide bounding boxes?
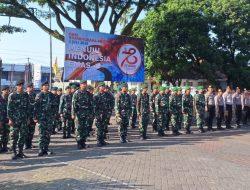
[155,86,168,136]
[34,81,54,156]
[115,83,132,143]
[182,86,193,134]
[25,83,36,149]
[57,88,63,131]
[94,82,110,146]
[137,84,150,140]
[150,86,159,132]
[130,88,137,129]
[169,87,182,136]
[177,87,183,130]
[72,80,93,149]
[0,86,10,153]
[7,80,29,159]
[86,85,95,137]
[194,86,206,133]
[59,86,73,139]
[51,87,60,134]
[70,85,77,133]
[164,87,171,131]
[103,85,114,139]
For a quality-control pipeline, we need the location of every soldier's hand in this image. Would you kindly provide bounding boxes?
[60,114,63,117]
[205,107,208,112]
[34,119,38,123]
[8,119,13,126]
[71,115,75,120]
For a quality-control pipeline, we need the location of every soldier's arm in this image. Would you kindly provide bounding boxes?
[0,99,4,122]
[137,95,141,115]
[7,94,15,121]
[114,94,120,115]
[93,95,99,117]
[59,95,65,114]
[71,92,77,117]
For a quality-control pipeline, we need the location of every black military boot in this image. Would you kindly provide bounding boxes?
[120,136,127,143]
[18,147,28,158]
[12,146,19,160]
[66,128,72,138]
[62,130,67,139]
[38,149,44,157]
[81,140,87,149]
[185,128,192,134]
[97,140,103,147]
[77,140,84,149]
[1,143,8,153]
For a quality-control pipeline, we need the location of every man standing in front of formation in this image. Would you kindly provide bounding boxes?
[194,86,206,133]
[115,83,132,143]
[182,86,193,134]
[8,80,29,159]
[137,84,150,140]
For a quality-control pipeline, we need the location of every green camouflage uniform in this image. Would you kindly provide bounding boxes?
[115,92,132,142]
[34,91,54,152]
[0,94,9,151]
[59,93,74,138]
[155,93,168,135]
[87,92,94,136]
[130,93,137,128]
[52,94,60,133]
[94,92,109,144]
[137,92,150,138]
[182,94,193,132]
[163,93,171,130]
[169,93,182,133]
[25,91,36,148]
[72,89,93,145]
[194,94,206,130]
[105,91,115,129]
[7,91,29,154]
[150,93,158,131]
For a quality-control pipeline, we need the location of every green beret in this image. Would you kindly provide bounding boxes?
[159,86,166,91]
[27,83,33,88]
[171,87,178,92]
[196,86,204,90]
[165,86,170,89]
[71,84,77,89]
[153,86,159,90]
[177,87,182,91]
[98,82,105,87]
[185,86,191,90]
[80,80,87,84]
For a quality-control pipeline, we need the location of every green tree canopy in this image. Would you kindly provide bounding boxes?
[0,0,163,41]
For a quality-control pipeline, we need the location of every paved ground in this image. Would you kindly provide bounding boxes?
[0,118,250,190]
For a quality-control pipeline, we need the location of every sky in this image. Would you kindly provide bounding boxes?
[0,7,136,67]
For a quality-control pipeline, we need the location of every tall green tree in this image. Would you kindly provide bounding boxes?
[133,0,221,85]
[208,0,250,88]
[0,0,163,41]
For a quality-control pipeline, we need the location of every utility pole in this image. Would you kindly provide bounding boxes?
[0,57,2,91]
[49,7,53,90]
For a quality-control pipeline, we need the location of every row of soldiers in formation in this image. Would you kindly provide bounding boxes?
[0,79,249,160]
